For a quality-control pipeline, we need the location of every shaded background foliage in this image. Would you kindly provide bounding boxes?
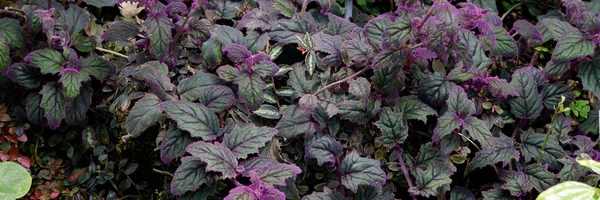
[0,0,599,199]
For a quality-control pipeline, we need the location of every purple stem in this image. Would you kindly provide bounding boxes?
[394,147,417,200]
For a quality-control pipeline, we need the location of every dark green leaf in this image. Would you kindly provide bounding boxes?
[177,72,224,95]
[58,5,89,35]
[432,112,461,142]
[450,186,476,200]
[578,59,600,92]
[375,108,408,148]
[458,29,491,69]
[141,66,177,101]
[182,85,236,113]
[509,68,543,119]
[499,170,531,197]
[26,93,47,126]
[160,125,193,164]
[143,12,173,60]
[234,71,265,111]
[223,123,278,159]
[525,164,558,193]
[520,129,565,169]
[544,60,569,78]
[488,26,517,56]
[78,56,113,80]
[202,37,223,68]
[215,25,246,47]
[303,187,347,200]
[338,100,367,123]
[418,73,456,106]
[393,97,437,123]
[6,63,41,89]
[186,141,239,179]
[0,38,8,73]
[71,34,96,52]
[40,83,67,130]
[125,94,162,137]
[383,19,414,46]
[276,112,317,138]
[341,151,386,193]
[307,135,342,167]
[365,17,392,48]
[464,116,493,148]
[65,83,92,126]
[102,20,140,41]
[207,0,240,19]
[470,135,520,170]
[170,157,211,195]
[269,13,317,45]
[253,104,281,119]
[551,31,594,62]
[540,83,574,110]
[273,0,297,18]
[540,19,578,41]
[408,161,454,198]
[160,101,220,141]
[25,48,64,74]
[0,18,25,48]
[255,163,302,187]
[58,68,88,99]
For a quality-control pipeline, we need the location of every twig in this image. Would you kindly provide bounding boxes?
[395,148,417,200]
[501,2,522,21]
[529,51,539,67]
[153,168,174,177]
[96,47,128,59]
[417,4,436,29]
[313,66,370,96]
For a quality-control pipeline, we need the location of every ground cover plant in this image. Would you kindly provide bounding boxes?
[0,0,600,199]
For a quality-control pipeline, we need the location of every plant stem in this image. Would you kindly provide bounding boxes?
[152,168,174,177]
[501,2,522,20]
[417,4,436,29]
[530,51,539,67]
[537,112,558,163]
[312,43,425,97]
[313,66,370,96]
[96,47,128,59]
[395,148,417,200]
[170,15,190,51]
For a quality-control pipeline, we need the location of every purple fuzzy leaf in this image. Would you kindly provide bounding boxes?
[474,20,495,48]
[165,2,187,20]
[187,17,210,41]
[341,151,386,193]
[540,83,574,110]
[160,101,220,141]
[102,20,139,41]
[313,33,343,67]
[338,100,368,123]
[141,65,177,101]
[307,135,342,167]
[552,114,571,143]
[540,19,578,41]
[254,162,302,187]
[186,141,239,179]
[125,93,162,137]
[223,44,252,63]
[299,94,318,110]
[160,124,193,165]
[237,8,273,31]
[215,25,246,47]
[269,13,317,45]
[513,20,542,43]
[470,135,520,170]
[207,0,240,20]
[434,2,460,35]
[223,123,278,159]
[39,83,67,130]
[393,97,437,123]
[170,157,210,195]
[499,170,531,197]
[25,48,64,74]
[551,31,595,62]
[568,135,595,155]
[225,170,286,200]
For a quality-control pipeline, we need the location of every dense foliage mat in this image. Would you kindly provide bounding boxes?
[0,0,600,199]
